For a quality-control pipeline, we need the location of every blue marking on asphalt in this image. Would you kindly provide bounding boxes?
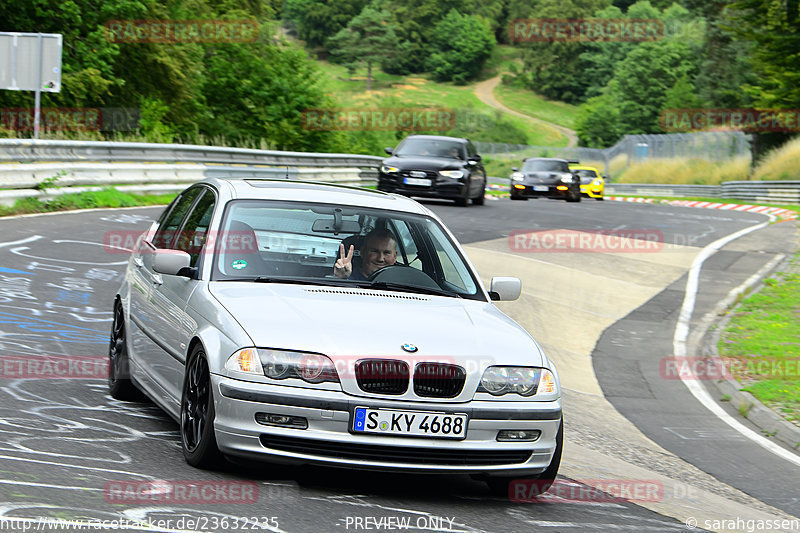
[0,266,34,275]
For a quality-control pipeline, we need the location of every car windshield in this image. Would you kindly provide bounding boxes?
[212,200,482,300]
[573,169,598,178]
[394,139,464,159]
[522,160,569,172]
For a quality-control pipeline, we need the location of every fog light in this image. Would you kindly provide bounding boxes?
[497,429,541,442]
[255,413,308,429]
[556,185,568,191]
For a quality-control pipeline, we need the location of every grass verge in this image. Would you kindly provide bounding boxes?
[719,253,800,426]
[0,188,176,217]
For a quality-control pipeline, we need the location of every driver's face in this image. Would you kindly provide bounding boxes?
[361,237,397,276]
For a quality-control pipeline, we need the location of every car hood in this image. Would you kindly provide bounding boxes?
[522,171,570,184]
[384,156,465,172]
[209,282,544,368]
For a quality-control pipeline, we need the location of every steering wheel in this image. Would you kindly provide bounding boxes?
[367,265,442,290]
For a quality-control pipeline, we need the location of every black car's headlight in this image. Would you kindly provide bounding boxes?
[439,170,464,179]
[478,366,557,397]
[560,174,574,183]
[381,165,399,174]
[226,348,340,384]
[510,172,525,181]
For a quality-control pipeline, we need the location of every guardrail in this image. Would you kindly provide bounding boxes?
[606,181,800,205]
[0,139,383,206]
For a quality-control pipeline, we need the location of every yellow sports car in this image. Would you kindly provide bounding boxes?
[569,164,605,200]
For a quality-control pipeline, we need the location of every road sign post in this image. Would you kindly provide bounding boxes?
[0,32,63,139]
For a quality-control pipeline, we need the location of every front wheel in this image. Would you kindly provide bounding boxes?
[472,185,486,205]
[566,188,581,202]
[181,346,223,468]
[108,300,140,401]
[485,420,563,498]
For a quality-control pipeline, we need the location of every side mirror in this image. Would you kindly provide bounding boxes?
[489,276,521,301]
[469,155,482,162]
[384,147,394,155]
[512,167,519,172]
[152,249,192,276]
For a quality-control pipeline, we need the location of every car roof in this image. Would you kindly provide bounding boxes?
[524,157,569,163]
[203,178,433,215]
[402,134,468,144]
[570,165,600,172]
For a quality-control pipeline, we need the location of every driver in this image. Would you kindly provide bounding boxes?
[334,228,398,281]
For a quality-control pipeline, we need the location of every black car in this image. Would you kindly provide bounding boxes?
[377,135,487,207]
[509,158,581,202]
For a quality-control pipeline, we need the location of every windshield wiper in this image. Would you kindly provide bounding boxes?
[219,276,347,287]
[356,281,461,298]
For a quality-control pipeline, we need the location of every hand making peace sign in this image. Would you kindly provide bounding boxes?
[333,243,354,279]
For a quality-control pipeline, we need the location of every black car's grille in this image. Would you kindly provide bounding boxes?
[413,363,466,398]
[259,435,532,466]
[355,359,410,395]
[400,169,437,180]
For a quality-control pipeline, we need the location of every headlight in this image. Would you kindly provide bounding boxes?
[439,170,464,179]
[560,174,574,183]
[592,179,603,186]
[381,165,399,174]
[226,348,339,384]
[479,366,552,397]
[510,172,524,181]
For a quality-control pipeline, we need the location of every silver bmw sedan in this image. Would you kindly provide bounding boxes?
[109,177,562,495]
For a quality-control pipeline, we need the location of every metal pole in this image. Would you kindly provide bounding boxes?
[33,34,43,139]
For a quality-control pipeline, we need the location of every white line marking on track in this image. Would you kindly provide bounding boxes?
[0,235,42,248]
[672,215,800,467]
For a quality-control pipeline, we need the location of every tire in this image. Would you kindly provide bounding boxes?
[485,419,563,498]
[472,186,486,205]
[510,194,528,201]
[455,194,469,207]
[566,188,581,202]
[595,196,604,201]
[181,346,223,468]
[108,300,140,401]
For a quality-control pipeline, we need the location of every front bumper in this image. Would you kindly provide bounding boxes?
[378,173,467,200]
[580,184,604,198]
[510,183,572,199]
[212,375,562,476]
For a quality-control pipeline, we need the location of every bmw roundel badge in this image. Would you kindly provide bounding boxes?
[401,343,418,353]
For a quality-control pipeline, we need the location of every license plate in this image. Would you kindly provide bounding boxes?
[404,177,432,186]
[352,407,468,439]
[533,185,549,192]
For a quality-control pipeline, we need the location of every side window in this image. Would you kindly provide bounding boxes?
[391,220,420,269]
[467,142,477,158]
[152,187,202,249]
[175,190,216,267]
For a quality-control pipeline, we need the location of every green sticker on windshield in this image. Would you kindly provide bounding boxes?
[231,259,247,270]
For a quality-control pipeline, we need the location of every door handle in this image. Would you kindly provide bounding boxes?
[152,274,163,286]
[133,257,144,268]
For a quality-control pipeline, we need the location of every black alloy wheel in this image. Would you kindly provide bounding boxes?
[181,346,223,468]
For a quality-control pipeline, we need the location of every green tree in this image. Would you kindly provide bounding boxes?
[283,0,368,48]
[426,10,496,83]
[327,6,399,91]
[723,0,800,108]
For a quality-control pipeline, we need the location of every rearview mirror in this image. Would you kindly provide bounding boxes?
[384,147,394,155]
[312,219,362,234]
[489,277,521,301]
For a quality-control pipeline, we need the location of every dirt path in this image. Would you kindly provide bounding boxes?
[474,75,578,148]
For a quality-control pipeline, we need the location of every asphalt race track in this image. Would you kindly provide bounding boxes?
[0,196,797,532]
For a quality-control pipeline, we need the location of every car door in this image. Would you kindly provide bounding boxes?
[129,186,211,405]
[466,141,486,197]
